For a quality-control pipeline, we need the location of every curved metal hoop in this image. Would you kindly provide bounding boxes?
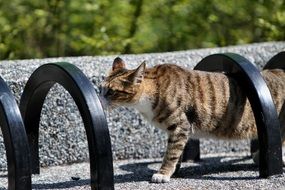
[250,51,285,158]
[188,53,282,178]
[0,77,31,190]
[264,51,285,70]
[19,62,114,190]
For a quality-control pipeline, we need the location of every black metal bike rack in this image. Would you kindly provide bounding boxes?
[0,76,31,190]
[250,51,285,154]
[19,62,114,190]
[182,53,283,178]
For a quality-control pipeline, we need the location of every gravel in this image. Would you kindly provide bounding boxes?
[0,42,284,170]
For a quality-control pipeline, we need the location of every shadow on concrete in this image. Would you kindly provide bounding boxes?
[115,155,259,183]
[115,161,159,183]
[174,156,258,180]
[32,179,90,189]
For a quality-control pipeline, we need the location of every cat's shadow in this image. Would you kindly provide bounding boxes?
[115,161,158,183]
[174,156,258,180]
[115,155,260,183]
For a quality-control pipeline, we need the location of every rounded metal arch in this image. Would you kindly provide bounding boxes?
[264,51,285,70]
[250,51,285,157]
[19,62,114,190]
[0,76,31,189]
[191,53,282,178]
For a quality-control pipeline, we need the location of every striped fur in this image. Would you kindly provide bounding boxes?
[101,57,285,183]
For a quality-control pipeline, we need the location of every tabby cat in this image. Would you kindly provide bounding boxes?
[100,57,285,183]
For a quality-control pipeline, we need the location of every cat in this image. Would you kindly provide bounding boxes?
[100,57,285,183]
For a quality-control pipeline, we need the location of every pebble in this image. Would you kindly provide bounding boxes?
[71,176,80,181]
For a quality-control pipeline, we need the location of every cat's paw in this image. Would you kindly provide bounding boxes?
[151,173,170,183]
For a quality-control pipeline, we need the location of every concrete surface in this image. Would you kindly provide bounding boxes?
[1,152,284,190]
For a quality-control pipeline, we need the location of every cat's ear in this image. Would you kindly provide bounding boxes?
[128,61,146,84]
[112,57,125,71]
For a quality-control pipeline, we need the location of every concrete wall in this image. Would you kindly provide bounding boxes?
[0,42,284,169]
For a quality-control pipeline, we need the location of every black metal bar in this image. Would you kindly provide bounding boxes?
[250,139,259,155]
[0,77,31,190]
[251,52,285,156]
[19,62,114,190]
[264,51,285,70]
[182,139,200,162]
[192,53,282,178]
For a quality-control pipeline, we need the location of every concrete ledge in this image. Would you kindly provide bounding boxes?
[2,153,285,189]
[0,42,284,169]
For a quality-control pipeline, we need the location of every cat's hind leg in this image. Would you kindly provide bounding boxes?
[151,120,190,183]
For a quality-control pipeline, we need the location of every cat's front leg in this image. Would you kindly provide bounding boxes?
[152,123,190,183]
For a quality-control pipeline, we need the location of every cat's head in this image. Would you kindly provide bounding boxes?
[100,57,146,108]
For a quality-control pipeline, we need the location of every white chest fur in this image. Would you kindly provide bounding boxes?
[132,94,154,121]
[132,94,166,130]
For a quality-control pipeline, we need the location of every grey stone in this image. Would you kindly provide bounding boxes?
[0,42,284,170]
